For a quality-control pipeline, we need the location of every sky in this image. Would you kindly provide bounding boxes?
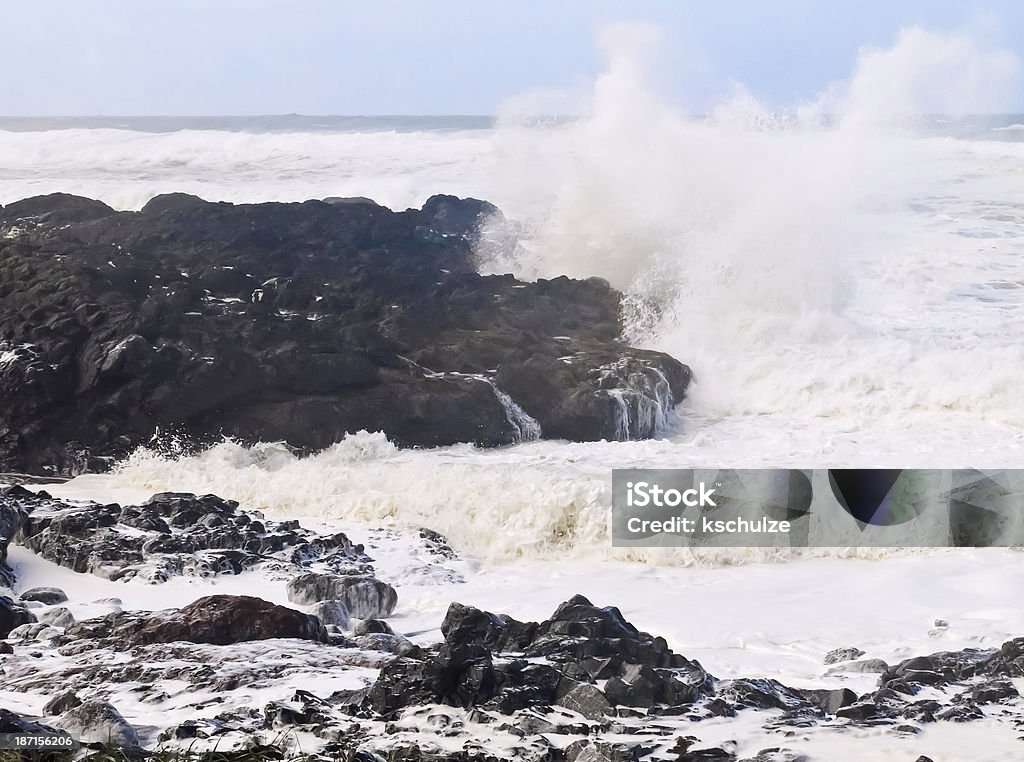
[1,0,1023,115]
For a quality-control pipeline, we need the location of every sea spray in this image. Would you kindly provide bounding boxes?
[477,24,1024,428]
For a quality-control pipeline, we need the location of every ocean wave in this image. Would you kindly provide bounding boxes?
[101,429,1021,566]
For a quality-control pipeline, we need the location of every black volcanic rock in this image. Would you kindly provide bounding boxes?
[341,595,715,719]
[130,594,329,645]
[286,571,398,618]
[0,595,36,638]
[0,486,32,586]
[10,490,371,583]
[0,192,690,473]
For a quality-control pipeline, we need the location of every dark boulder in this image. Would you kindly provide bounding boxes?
[0,193,691,474]
[0,485,32,587]
[353,618,394,636]
[823,646,864,665]
[286,572,397,618]
[794,687,859,715]
[345,596,714,719]
[129,595,329,645]
[51,699,139,747]
[43,690,83,716]
[19,586,69,605]
[0,193,115,225]
[14,491,370,583]
[310,600,351,628]
[0,595,36,638]
[0,707,62,735]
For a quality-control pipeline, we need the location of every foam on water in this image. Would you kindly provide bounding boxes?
[10,24,1024,564]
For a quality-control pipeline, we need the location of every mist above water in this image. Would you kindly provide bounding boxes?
[479,24,1024,426]
[8,24,1024,562]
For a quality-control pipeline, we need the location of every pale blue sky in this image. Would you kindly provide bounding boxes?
[2,0,1022,115]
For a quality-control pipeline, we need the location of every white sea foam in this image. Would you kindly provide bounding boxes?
[8,25,1024,568]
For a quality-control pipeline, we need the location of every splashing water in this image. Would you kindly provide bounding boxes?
[479,24,1024,432]
[41,24,1024,563]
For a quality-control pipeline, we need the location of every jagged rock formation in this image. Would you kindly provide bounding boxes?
[0,192,690,474]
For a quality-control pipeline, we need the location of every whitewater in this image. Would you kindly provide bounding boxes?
[2,28,1020,566]
[4,25,1024,759]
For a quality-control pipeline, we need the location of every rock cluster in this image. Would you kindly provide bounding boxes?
[0,192,690,474]
[2,586,1023,760]
[3,486,1022,760]
[8,486,374,584]
[833,638,1024,724]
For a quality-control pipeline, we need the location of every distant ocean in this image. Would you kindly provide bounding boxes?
[4,112,1024,563]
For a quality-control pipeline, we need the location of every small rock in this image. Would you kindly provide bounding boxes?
[130,595,328,645]
[795,688,858,715]
[286,573,397,618]
[967,679,1018,704]
[311,600,350,629]
[52,700,139,747]
[353,618,394,636]
[19,587,69,605]
[43,690,82,716]
[0,595,36,638]
[353,632,419,656]
[38,607,75,628]
[823,647,865,665]
[740,750,808,762]
[825,657,889,675]
[557,683,612,720]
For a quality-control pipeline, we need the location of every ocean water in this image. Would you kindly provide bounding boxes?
[6,27,1024,564]
[6,111,1024,562]
[6,30,1024,759]
[3,111,1012,564]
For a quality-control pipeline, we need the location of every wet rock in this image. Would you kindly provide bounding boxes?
[963,678,1019,704]
[14,491,370,584]
[441,600,536,652]
[739,750,808,762]
[349,596,714,722]
[0,193,691,474]
[0,487,31,586]
[19,586,69,604]
[935,702,984,722]
[0,707,61,735]
[286,572,398,618]
[825,657,888,674]
[525,595,706,679]
[0,595,36,638]
[353,618,395,636]
[972,636,1024,679]
[9,621,62,644]
[823,646,865,665]
[37,606,75,628]
[130,595,329,645]
[43,690,82,716]
[603,663,701,708]
[794,688,858,715]
[557,682,612,720]
[717,679,809,712]
[52,699,139,747]
[667,737,737,761]
[353,632,419,656]
[311,599,351,628]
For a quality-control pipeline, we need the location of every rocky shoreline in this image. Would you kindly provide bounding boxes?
[0,192,689,475]
[2,486,1021,761]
